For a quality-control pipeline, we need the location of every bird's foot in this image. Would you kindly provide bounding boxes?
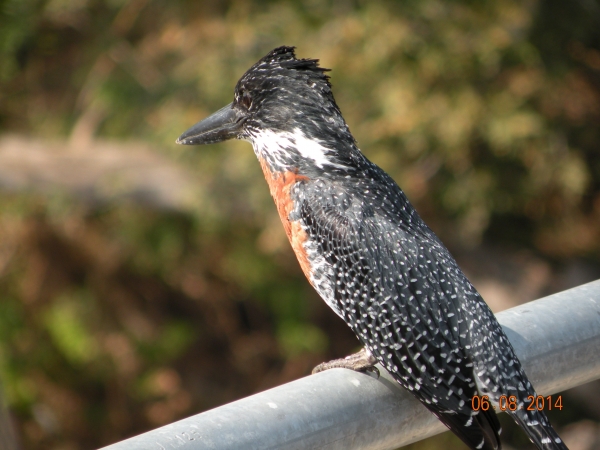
[312,348,379,378]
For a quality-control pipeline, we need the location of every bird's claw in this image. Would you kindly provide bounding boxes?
[363,365,380,379]
[312,348,378,377]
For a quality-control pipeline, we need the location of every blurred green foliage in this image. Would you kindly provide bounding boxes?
[44,290,99,365]
[0,0,598,449]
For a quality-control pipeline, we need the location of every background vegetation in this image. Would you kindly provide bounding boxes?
[0,0,599,449]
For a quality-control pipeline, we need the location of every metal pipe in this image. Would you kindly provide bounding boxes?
[99,280,600,450]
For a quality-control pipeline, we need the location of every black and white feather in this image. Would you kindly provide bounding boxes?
[177,46,568,450]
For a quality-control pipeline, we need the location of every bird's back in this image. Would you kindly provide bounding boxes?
[286,160,565,450]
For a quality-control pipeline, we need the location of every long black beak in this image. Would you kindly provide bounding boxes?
[176,103,244,145]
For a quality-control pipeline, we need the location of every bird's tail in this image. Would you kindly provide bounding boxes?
[510,408,568,450]
[433,407,501,450]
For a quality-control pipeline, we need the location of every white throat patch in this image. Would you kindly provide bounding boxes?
[250,128,347,170]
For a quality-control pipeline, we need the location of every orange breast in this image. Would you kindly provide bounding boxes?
[258,158,313,284]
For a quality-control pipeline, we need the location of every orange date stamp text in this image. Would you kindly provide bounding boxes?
[471,394,563,412]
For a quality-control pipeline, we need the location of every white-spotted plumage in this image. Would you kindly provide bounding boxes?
[177,46,569,450]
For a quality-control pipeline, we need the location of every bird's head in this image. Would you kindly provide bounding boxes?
[177,46,360,173]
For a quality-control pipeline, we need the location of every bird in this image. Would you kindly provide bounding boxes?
[176,46,568,450]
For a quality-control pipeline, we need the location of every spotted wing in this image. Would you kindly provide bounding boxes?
[299,197,501,450]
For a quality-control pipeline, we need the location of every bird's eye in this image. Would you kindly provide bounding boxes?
[240,91,252,109]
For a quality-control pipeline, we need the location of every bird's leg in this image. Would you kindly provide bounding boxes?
[312,347,379,377]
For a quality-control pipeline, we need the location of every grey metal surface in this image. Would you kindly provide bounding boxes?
[100,280,600,450]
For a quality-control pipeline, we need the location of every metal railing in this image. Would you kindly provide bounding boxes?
[100,280,600,450]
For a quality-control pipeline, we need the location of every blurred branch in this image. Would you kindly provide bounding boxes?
[0,135,197,211]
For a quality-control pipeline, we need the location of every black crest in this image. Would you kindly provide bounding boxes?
[259,46,330,78]
[236,46,333,97]
[269,46,331,82]
[232,46,350,147]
